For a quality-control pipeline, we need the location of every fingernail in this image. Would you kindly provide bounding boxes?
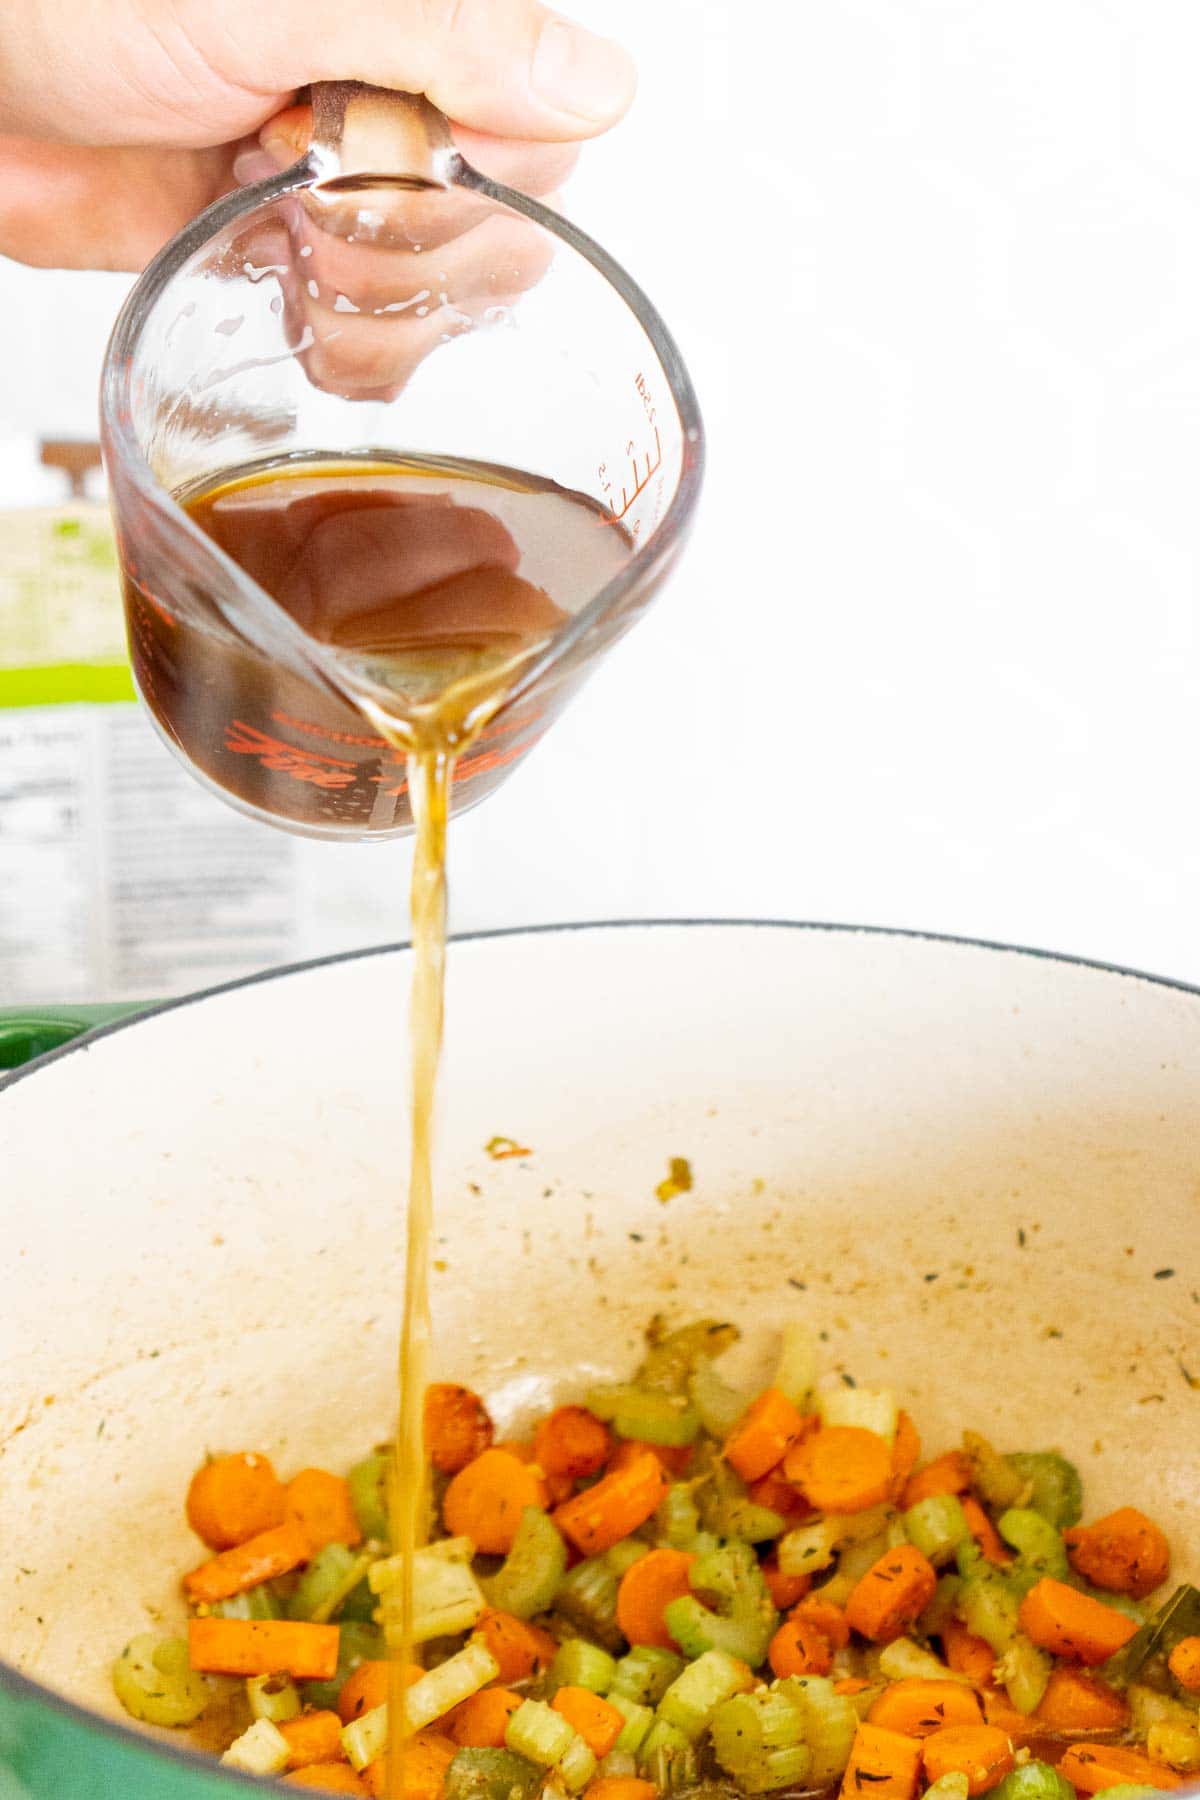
[233,147,278,186]
[533,17,637,124]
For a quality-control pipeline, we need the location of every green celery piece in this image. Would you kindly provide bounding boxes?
[993,1633,1052,1714]
[608,1694,654,1755]
[1104,1584,1200,1685]
[555,1556,623,1652]
[695,1450,787,1544]
[997,1508,1069,1581]
[991,1761,1077,1800]
[548,1639,617,1696]
[1007,1452,1083,1529]
[956,1564,1021,1654]
[301,1621,385,1712]
[905,1495,972,1566]
[505,1700,573,1768]
[482,1507,567,1621]
[606,1539,650,1578]
[657,1648,754,1739]
[656,1483,701,1549]
[639,1719,697,1792]
[662,1540,778,1667]
[246,1672,301,1725]
[689,1357,751,1438]
[711,1688,812,1792]
[210,1582,282,1621]
[962,1432,1027,1510]
[347,1450,390,1541]
[777,1676,858,1787]
[443,1748,542,1800]
[610,1646,686,1706]
[637,1319,740,1394]
[585,1385,701,1447]
[112,1635,210,1728]
[288,1543,361,1621]
[920,1574,965,1637]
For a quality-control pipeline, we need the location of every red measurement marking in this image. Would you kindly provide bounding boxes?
[610,425,662,521]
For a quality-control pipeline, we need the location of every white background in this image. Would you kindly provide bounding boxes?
[5,0,1200,983]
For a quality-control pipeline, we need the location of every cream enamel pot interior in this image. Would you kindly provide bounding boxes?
[0,920,1197,1798]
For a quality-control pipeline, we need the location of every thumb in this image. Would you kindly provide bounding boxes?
[271,0,637,143]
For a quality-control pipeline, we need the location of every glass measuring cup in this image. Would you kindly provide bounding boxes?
[100,82,703,838]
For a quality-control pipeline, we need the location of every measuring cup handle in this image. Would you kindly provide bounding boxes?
[309,81,457,187]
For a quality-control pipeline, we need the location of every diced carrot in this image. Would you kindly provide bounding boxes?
[901,1452,971,1512]
[747,1468,812,1522]
[838,1721,924,1800]
[362,1731,457,1800]
[284,1766,367,1794]
[941,1620,997,1687]
[922,1724,1014,1796]
[888,1412,922,1504]
[979,1689,1040,1749]
[1168,1636,1200,1694]
[585,1781,657,1800]
[552,1451,668,1556]
[449,1687,524,1748]
[1058,1744,1183,1793]
[761,1554,811,1612]
[784,1426,894,1514]
[844,1544,938,1644]
[836,1678,873,1696]
[792,1596,851,1652]
[279,1711,347,1771]
[607,1438,693,1478]
[961,1496,1012,1567]
[768,1616,833,1679]
[867,1680,984,1737]
[185,1452,286,1550]
[442,1448,548,1554]
[187,1617,340,1680]
[424,1384,495,1475]
[338,1661,422,1724]
[286,1469,363,1553]
[473,1610,559,1683]
[492,1440,534,1462]
[1017,1578,1139,1667]
[183,1519,311,1603]
[1034,1666,1129,1734]
[1063,1507,1171,1601]
[724,1387,810,1483]
[615,1547,695,1650]
[534,1406,612,1482]
[552,1687,626,1758]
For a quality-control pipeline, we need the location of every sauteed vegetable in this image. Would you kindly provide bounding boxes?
[112,1320,1200,1798]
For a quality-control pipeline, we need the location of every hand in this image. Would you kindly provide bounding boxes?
[0,0,635,271]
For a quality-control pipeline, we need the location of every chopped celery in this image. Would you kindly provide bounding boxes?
[558,1738,598,1792]
[920,1574,965,1638]
[663,1540,778,1666]
[301,1620,384,1711]
[112,1635,210,1728]
[689,1357,751,1439]
[658,1648,755,1740]
[1084,1790,1158,1800]
[549,1639,617,1696]
[639,1719,697,1792]
[506,1700,574,1767]
[1007,1452,1082,1529]
[347,1449,391,1542]
[815,1530,892,1608]
[1128,1685,1198,1735]
[775,1322,818,1408]
[598,1752,638,1779]
[637,1318,740,1394]
[656,1483,701,1549]
[777,1675,858,1786]
[210,1582,282,1621]
[695,1452,786,1543]
[482,1507,567,1621]
[221,1717,289,1776]
[957,1563,1020,1654]
[817,1385,897,1442]
[1146,1721,1200,1774]
[610,1646,686,1707]
[246,1671,301,1725]
[962,1432,1027,1511]
[608,1693,655,1755]
[555,1556,622,1651]
[904,1495,972,1566]
[778,1504,892,1577]
[345,1641,500,1775]
[997,1508,1069,1581]
[993,1633,1051,1714]
[370,1536,474,1587]
[711,1688,811,1794]
[376,1543,486,1646]
[443,1747,543,1800]
[924,1776,971,1800]
[288,1543,374,1623]
[991,1761,1078,1800]
[878,1638,966,1684]
[585,1385,700,1447]
[606,1540,650,1579]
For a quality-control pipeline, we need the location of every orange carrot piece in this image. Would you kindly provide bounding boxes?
[1167,1636,1200,1694]
[792,1596,851,1652]
[425,1384,495,1475]
[961,1496,1012,1567]
[901,1452,972,1512]
[607,1438,693,1478]
[286,1469,363,1553]
[1063,1507,1171,1601]
[724,1387,809,1483]
[768,1616,832,1679]
[284,1766,367,1794]
[279,1711,347,1770]
[835,1679,873,1697]
[1034,1667,1129,1734]
[784,1425,893,1514]
[762,1555,811,1612]
[187,1617,339,1680]
[473,1610,559,1683]
[449,1688,524,1748]
[362,1731,457,1800]
[1017,1578,1139,1667]
[747,1467,812,1522]
[888,1411,922,1504]
[844,1544,938,1644]
[1058,1744,1183,1794]
[442,1448,548,1554]
[585,1781,658,1800]
[553,1687,626,1758]
[868,1681,984,1738]
[183,1519,312,1603]
[552,1451,668,1556]
[922,1724,1014,1796]
[338,1661,407,1724]
[978,1688,1043,1749]
[838,1722,924,1800]
[534,1406,612,1482]
[942,1620,997,1687]
[616,1548,695,1650]
[185,1452,286,1551]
